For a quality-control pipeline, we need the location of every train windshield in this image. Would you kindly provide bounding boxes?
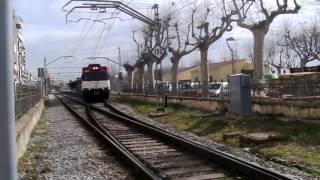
[82,72,109,81]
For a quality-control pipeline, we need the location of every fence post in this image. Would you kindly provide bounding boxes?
[0,0,17,179]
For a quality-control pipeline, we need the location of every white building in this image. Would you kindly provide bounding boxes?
[13,13,32,85]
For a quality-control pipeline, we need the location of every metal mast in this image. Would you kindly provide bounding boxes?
[0,0,17,179]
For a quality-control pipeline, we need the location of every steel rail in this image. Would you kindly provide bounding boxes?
[56,95,162,180]
[62,95,292,180]
[102,104,293,180]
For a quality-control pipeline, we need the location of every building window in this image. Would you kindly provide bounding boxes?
[209,76,213,82]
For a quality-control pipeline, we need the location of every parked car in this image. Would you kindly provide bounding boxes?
[208,82,228,97]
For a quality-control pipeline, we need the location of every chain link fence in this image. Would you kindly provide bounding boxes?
[15,85,42,119]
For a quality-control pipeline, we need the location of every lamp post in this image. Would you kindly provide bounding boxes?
[43,56,76,96]
[226,37,236,74]
[86,56,122,67]
[0,1,17,179]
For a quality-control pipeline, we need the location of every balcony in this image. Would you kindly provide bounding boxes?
[15,16,23,29]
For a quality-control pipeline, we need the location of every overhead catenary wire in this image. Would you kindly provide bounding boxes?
[92,9,119,56]
[70,15,98,56]
[69,13,93,55]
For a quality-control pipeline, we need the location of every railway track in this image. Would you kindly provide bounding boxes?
[56,94,292,180]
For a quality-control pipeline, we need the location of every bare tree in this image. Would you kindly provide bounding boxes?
[245,41,254,63]
[132,29,150,93]
[265,36,300,74]
[280,24,320,68]
[123,63,135,91]
[131,17,170,94]
[167,19,198,95]
[232,0,301,80]
[188,1,238,97]
[265,42,286,74]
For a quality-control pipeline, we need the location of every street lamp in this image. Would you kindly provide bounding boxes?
[43,55,76,96]
[85,56,122,66]
[226,37,236,74]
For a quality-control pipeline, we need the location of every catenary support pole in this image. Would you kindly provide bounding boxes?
[0,0,18,180]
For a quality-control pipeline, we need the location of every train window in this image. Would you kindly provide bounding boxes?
[82,72,109,81]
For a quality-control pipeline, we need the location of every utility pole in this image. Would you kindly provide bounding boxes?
[118,47,122,92]
[153,4,161,112]
[43,57,47,97]
[0,0,18,179]
[118,47,121,73]
[154,4,165,112]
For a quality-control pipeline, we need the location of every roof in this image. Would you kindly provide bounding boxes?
[178,64,199,73]
[191,59,249,72]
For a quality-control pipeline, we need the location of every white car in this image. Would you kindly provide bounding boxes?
[208,82,228,97]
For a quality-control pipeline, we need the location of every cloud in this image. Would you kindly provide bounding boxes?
[13,0,320,80]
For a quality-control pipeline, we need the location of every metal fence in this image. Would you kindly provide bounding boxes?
[15,85,42,118]
[122,81,230,98]
[252,81,320,98]
[122,80,320,99]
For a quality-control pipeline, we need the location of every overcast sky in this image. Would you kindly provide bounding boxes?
[12,0,319,81]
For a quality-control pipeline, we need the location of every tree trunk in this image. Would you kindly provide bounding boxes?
[200,47,209,97]
[146,60,154,93]
[300,59,306,68]
[276,67,281,75]
[127,69,133,92]
[133,71,138,92]
[171,58,180,96]
[252,29,266,81]
[137,65,144,93]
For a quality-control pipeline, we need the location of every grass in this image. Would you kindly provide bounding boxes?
[259,144,320,175]
[18,108,51,179]
[118,98,320,176]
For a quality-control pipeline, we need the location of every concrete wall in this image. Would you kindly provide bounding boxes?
[16,100,44,159]
[120,94,320,120]
[252,98,320,119]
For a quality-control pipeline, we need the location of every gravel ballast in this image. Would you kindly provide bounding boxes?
[19,95,137,180]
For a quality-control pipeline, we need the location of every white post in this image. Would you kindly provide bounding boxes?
[0,0,18,179]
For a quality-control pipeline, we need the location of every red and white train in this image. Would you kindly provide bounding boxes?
[81,64,110,100]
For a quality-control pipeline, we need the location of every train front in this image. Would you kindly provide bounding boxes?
[81,64,110,100]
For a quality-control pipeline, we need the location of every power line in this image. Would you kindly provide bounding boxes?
[96,10,119,56]
[47,67,83,69]
[69,13,92,54]
[71,17,97,56]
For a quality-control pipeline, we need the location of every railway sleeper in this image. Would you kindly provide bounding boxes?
[161,165,217,177]
[124,142,164,148]
[129,145,170,151]
[146,155,196,165]
[121,140,159,146]
[133,148,176,155]
[172,172,227,180]
[152,160,206,170]
[142,152,185,160]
